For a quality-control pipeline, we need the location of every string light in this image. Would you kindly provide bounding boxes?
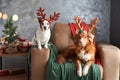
[2,13,8,20]
[0,12,19,22]
[12,14,19,21]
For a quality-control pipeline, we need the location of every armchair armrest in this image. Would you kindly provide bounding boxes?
[96,43,120,80]
[31,48,50,80]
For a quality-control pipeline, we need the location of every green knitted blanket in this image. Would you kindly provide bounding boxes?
[46,43,102,80]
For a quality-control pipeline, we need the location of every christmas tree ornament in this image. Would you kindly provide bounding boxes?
[2,17,20,54]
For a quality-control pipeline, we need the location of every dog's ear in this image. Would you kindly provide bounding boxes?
[37,18,44,24]
[73,33,79,45]
[88,33,95,42]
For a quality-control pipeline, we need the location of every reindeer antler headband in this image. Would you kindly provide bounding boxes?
[74,16,99,34]
[36,7,60,24]
[74,16,83,33]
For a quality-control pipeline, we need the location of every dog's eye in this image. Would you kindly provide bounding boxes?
[47,23,50,25]
[41,22,44,25]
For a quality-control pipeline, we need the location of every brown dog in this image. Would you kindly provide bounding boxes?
[57,16,98,77]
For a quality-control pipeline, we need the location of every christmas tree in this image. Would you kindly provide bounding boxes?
[2,17,19,44]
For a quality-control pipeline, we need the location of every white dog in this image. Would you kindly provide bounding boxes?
[32,7,60,49]
[32,20,51,49]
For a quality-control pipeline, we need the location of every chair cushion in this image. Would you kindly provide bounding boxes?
[52,22,74,52]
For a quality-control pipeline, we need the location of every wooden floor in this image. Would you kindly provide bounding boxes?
[0,73,28,80]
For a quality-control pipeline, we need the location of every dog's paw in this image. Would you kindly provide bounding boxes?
[44,43,49,49]
[84,54,91,61]
[77,66,82,77]
[83,65,89,76]
[44,45,48,49]
[38,46,42,50]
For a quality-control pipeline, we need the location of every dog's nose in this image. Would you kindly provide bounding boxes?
[44,26,46,30]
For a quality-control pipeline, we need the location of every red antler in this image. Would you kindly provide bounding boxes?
[36,7,46,23]
[49,12,60,23]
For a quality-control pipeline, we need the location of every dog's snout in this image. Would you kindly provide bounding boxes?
[44,26,46,30]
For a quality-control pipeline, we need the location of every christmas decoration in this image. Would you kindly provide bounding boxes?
[12,14,19,21]
[2,17,20,44]
[17,38,31,53]
[4,42,18,54]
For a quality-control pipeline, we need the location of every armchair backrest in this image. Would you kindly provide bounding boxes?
[52,22,74,52]
[51,22,96,52]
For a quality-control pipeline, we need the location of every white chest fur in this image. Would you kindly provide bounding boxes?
[36,27,51,44]
[77,50,85,60]
[32,27,51,49]
[77,49,91,61]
